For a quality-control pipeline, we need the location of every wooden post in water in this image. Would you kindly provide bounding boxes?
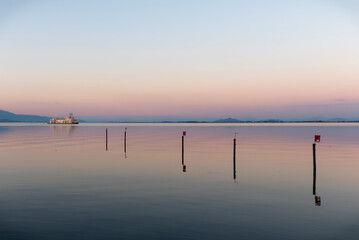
[313,143,316,168]
[182,135,184,165]
[106,128,108,151]
[124,128,127,153]
[312,143,316,195]
[181,131,186,172]
[233,137,236,180]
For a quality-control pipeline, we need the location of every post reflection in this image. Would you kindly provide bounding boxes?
[124,128,127,158]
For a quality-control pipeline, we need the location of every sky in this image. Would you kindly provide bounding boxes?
[1,0,359,121]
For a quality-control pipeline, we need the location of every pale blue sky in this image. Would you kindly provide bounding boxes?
[1,0,359,120]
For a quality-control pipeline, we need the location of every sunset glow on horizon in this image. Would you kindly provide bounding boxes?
[1,0,359,120]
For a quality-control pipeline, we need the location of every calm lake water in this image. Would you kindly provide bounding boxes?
[0,123,359,240]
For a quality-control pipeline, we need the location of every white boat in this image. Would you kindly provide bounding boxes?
[48,113,79,124]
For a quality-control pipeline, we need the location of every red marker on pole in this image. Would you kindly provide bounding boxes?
[183,131,186,136]
[314,135,321,142]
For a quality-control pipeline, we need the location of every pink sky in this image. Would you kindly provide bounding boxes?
[1,1,359,120]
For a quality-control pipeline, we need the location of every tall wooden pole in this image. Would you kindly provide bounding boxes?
[313,143,316,195]
[106,128,108,151]
[124,128,127,153]
[182,135,184,165]
[233,138,236,180]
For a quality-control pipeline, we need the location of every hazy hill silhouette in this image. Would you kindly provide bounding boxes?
[0,110,50,122]
[213,118,243,123]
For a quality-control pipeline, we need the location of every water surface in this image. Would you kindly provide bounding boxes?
[0,123,359,239]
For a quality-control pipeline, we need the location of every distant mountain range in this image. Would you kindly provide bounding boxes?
[213,118,242,123]
[0,110,358,123]
[0,110,50,122]
[161,117,359,123]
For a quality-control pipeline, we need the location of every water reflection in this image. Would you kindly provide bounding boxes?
[125,128,128,158]
[49,125,77,136]
[0,126,11,133]
[1,124,359,239]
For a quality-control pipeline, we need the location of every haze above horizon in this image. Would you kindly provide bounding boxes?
[1,0,359,120]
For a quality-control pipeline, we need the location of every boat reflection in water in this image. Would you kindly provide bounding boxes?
[50,125,77,136]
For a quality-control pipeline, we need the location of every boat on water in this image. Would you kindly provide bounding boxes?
[48,113,79,124]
